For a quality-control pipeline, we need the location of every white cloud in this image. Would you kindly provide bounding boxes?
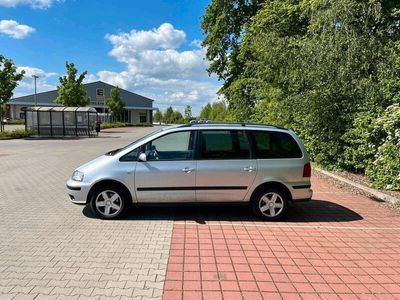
[0,19,35,39]
[17,66,57,78]
[170,91,199,102]
[83,73,98,84]
[95,71,220,112]
[100,23,220,113]
[12,23,221,114]
[105,23,208,79]
[0,0,57,9]
[189,39,202,48]
[106,23,186,51]
[13,66,57,97]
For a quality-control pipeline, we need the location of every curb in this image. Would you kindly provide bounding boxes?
[316,168,399,205]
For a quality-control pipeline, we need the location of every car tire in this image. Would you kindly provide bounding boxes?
[252,188,288,221]
[90,185,130,220]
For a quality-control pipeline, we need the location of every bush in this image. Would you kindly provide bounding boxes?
[365,105,400,190]
[100,122,128,129]
[0,128,31,139]
[343,104,400,190]
[341,112,377,172]
[100,122,152,129]
[367,142,400,190]
[5,119,25,125]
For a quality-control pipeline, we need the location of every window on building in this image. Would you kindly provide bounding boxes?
[139,113,147,123]
[19,107,27,120]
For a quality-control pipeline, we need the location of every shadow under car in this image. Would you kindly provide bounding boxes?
[82,199,363,223]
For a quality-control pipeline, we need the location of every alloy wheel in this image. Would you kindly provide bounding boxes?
[95,190,122,217]
[259,192,284,218]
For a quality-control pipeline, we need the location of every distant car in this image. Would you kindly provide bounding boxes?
[67,122,312,220]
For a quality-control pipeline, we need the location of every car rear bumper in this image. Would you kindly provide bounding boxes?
[291,185,313,201]
[66,178,91,204]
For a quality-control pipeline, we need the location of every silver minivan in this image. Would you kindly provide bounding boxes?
[67,123,312,220]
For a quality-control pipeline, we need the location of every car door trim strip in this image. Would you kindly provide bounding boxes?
[137,186,248,191]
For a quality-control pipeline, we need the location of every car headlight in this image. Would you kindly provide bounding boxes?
[72,170,84,182]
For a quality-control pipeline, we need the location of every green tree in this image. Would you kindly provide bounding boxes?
[184,105,192,122]
[201,0,400,188]
[198,101,234,122]
[201,0,264,88]
[172,111,185,124]
[209,101,229,121]
[153,110,163,124]
[199,103,212,120]
[356,104,400,190]
[163,106,174,124]
[55,62,90,106]
[206,0,400,163]
[106,87,125,121]
[0,55,24,131]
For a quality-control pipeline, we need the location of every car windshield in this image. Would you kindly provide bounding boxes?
[105,128,164,155]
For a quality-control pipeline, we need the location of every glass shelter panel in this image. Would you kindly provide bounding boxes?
[23,106,98,137]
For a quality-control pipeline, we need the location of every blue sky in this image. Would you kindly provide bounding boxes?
[0,0,220,113]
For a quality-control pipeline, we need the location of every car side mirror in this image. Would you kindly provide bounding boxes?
[138,152,147,162]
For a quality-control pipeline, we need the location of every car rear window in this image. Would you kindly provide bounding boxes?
[250,130,302,159]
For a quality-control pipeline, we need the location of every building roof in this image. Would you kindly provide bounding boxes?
[10,81,154,109]
[24,106,97,112]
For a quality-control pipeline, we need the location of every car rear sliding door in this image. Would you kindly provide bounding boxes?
[195,130,257,202]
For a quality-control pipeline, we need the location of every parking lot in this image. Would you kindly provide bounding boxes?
[1,126,400,299]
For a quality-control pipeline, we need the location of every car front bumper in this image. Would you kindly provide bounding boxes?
[66,178,91,204]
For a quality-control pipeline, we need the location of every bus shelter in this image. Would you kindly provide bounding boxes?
[25,107,98,137]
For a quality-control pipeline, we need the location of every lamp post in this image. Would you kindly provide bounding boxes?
[32,75,39,106]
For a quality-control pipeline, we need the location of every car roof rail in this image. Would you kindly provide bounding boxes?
[180,120,287,130]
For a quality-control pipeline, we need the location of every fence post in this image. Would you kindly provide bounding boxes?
[49,110,53,137]
[87,111,90,137]
[37,109,40,136]
[62,110,65,136]
[24,109,27,132]
[75,110,78,137]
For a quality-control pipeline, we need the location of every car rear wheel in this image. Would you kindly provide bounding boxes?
[90,186,129,219]
[252,188,288,220]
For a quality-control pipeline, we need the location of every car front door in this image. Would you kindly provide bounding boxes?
[134,130,196,203]
[195,129,257,202]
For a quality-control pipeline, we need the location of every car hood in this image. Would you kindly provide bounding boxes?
[76,155,113,175]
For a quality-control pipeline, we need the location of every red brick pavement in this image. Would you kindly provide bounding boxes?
[163,176,400,299]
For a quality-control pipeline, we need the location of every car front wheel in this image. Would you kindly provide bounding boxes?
[90,186,128,219]
[252,188,288,220]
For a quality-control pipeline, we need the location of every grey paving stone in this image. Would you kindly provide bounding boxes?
[0,127,172,300]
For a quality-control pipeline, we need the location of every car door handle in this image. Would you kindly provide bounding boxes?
[243,166,256,172]
[182,167,195,173]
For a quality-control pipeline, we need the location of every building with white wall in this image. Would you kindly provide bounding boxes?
[7,81,155,123]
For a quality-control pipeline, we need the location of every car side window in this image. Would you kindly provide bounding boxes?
[199,130,250,160]
[120,147,140,162]
[144,131,193,161]
[250,131,302,159]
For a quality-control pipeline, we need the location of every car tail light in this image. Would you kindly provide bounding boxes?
[303,162,311,177]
